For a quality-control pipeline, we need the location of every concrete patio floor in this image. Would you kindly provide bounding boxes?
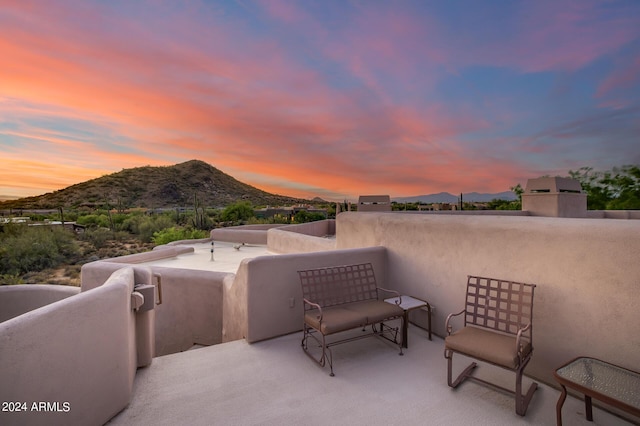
[108,326,634,426]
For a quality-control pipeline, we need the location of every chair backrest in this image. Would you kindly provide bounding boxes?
[298,263,379,310]
[464,275,535,342]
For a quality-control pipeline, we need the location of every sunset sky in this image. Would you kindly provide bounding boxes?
[1,0,639,201]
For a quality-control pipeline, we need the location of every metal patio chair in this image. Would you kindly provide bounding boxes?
[444,275,538,416]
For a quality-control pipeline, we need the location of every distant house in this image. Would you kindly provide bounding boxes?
[0,216,30,223]
[254,205,327,221]
[357,195,391,212]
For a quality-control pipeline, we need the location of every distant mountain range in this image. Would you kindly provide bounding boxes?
[393,191,517,204]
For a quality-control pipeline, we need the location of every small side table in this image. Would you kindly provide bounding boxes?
[384,295,432,348]
[554,357,640,425]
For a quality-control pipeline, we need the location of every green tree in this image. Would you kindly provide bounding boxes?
[604,165,640,209]
[568,165,640,209]
[220,202,254,223]
[293,210,326,223]
[568,167,611,209]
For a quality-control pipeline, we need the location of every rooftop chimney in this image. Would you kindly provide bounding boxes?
[521,177,587,218]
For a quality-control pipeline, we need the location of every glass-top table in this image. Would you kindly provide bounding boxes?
[554,357,640,425]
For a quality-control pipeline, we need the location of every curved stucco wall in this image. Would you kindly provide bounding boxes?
[0,285,80,323]
[0,267,139,426]
[335,212,640,385]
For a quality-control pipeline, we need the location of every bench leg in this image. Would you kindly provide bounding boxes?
[302,317,404,377]
[301,323,335,376]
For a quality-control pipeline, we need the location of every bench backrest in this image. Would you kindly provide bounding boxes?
[298,263,379,311]
[464,275,536,342]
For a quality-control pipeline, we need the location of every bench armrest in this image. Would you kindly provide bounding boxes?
[516,322,532,360]
[303,298,324,321]
[377,287,402,305]
[445,310,465,335]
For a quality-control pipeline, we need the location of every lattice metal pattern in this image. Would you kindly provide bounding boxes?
[298,263,379,310]
[464,275,535,340]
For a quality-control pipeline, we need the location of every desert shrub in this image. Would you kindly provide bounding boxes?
[0,222,25,239]
[152,227,208,246]
[79,228,113,249]
[65,265,81,279]
[0,225,80,276]
[139,215,176,242]
[0,274,23,285]
[121,213,176,242]
[76,213,111,228]
[61,211,79,222]
[247,215,290,225]
[110,213,128,227]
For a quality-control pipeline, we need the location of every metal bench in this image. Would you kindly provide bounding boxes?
[444,275,538,416]
[298,263,405,376]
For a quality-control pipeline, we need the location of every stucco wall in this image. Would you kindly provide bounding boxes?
[0,285,80,323]
[267,220,336,253]
[335,212,640,385]
[82,260,225,356]
[223,246,387,343]
[587,210,640,219]
[104,245,194,264]
[150,266,225,355]
[211,224,283,244]
[0,267,138,426]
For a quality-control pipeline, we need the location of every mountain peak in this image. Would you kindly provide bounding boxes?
[0,160,311,209]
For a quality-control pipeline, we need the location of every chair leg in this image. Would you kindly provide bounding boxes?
[445,349,538,416]
[445,349,477,388]
[515,363,538,416]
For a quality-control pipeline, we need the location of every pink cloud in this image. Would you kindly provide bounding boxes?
[506,1,638,72]
[597,53,640,98]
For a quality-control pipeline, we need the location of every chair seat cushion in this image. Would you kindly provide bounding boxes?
[445,326,532,369]
[345,300,404,323]
[305,307,367,335]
